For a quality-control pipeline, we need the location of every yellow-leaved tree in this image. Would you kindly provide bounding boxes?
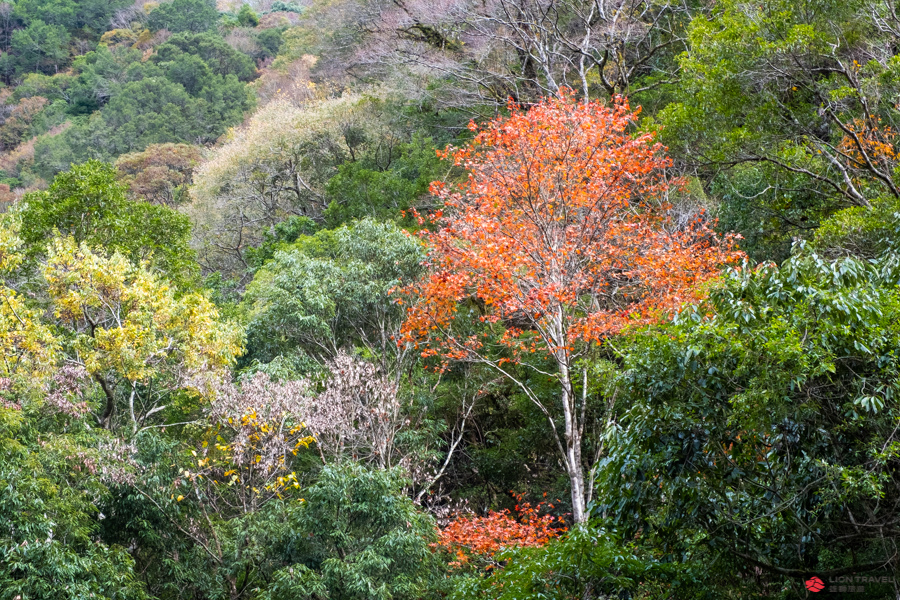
[43,238,244,431]
[0,217,58,394]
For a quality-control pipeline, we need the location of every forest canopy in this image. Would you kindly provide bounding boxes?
[1,1,899,599]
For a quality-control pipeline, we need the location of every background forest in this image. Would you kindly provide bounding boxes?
[1,0,900,599]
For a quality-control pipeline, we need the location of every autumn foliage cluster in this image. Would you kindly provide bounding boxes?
[435,493,566,568]
[400,90,741,362]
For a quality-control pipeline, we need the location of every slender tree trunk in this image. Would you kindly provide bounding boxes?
[558,357,587,523]
[553,303,588,524]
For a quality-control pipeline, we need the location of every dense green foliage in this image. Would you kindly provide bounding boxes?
[0,406,148,600]
[243,218,424,367]
[32,53,253,177]
[0,0,257,186]
[657,0,900,260]
[18,160,196,284]
[594,238,900,597]
[146,0,219,34]
[265,465,440,600]
[322,138,446,227]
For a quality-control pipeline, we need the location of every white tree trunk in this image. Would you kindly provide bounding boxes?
[558,355,587,524]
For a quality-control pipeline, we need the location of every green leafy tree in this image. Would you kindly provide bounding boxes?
[96,432,241,600]
[19,160,197,284]
[0,404,149,600]
[99,77,208,145]
[33,74,252,176]
[147,0,219,33]
[264,464,440,600]
[153,31,257,81]
[450,524,674,600]
[594,239,900,596]
[269,1,304,13]
[11,72,73,104]
[237,4,260,27]
[659,0,900,260]
[13,0,133,33]
[323,138,446,227]
[164,52,214,96]
[243,218,424,369]
[255,27,285,59]
[12,0,77,29]
[67,45,148,115]
[10,20,70,76]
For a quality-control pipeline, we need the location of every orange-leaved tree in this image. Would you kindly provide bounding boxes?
[400,90,742,523]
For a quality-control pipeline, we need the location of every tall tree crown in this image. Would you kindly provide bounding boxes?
[402,90,741,360]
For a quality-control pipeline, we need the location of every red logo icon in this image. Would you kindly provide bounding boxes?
[805,576,825,592]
